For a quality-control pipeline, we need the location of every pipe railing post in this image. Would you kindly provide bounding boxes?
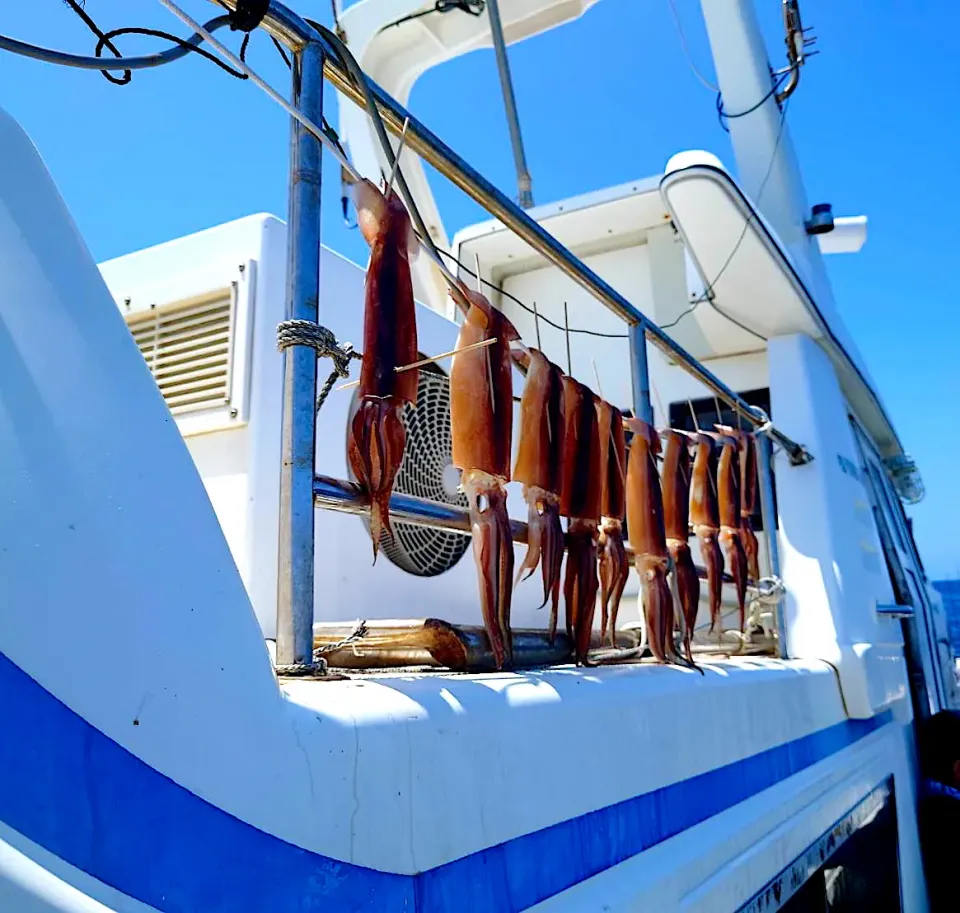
[486,0,534,209]
[276,40,324,670]
[629,324,653,424]
[756,434,787,657]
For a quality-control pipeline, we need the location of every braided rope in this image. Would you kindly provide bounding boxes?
[314,620,369,657]
[276,319,362,412]
[274,658,329,678]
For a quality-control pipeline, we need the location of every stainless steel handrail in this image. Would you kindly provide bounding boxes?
[211,0,810,465]
[206,0,796,663]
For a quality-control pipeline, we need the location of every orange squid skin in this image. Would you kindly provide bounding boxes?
[716,432,748,632]
[596,400,629,647]
[739,432,761,582]
[450,288,520,670]
[689,433,724,634]
[662,430,700,662]
[347,180,419,561]
[513,350,566,641]
[625,419,677,663]
[559,378,602,665]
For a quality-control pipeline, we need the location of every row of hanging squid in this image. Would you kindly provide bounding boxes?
[345,180,762,671]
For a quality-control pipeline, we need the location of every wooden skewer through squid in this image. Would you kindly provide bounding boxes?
[662,429,700,662]
[715,429,748,632]
[625,418,677,663]
[450,288,520,670]
[596,400,629,648]
[559,377,603,666]
[513,349,566,642]
[347,179,420,562]
[690,432,724,633]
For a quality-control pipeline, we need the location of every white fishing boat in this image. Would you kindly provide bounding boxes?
[0,1,955,910]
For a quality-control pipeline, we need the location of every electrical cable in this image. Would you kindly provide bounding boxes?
[665,0,718,92]
[61,0,131,85]
[716,67,792,133]
[433,248,628,339]
[381,1,485,33]
[659,99,792,341]
[0,14,240,79]
[94,24,251,80]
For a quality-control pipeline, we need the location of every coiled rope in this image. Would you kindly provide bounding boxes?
[276,319,361,412]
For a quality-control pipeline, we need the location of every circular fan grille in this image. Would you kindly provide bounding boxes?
[346,363,470,577]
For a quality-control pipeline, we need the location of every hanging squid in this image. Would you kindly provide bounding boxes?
[513,349,566,642]
[596,400,629,647]
[716,430,748,632]
[347,179,420,562]
[559,377,602,666]
[739,431,761,583]
[625,418,676,663]
[450,287,520,670]
[662,429,700,662]
[690,432,724,633]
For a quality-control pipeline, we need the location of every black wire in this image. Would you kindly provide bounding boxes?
[382,1,485,32]
[271,35,291,68]
[60,0,249,85]
[716,68,792,133]
[434,248,628,340]
[62,0,130,84]
[92,26,249,81]
[660,99,792,340]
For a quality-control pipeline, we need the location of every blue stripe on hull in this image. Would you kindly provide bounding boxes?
[0,651,890,912]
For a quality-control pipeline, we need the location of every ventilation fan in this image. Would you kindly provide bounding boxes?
[346,361,470,577]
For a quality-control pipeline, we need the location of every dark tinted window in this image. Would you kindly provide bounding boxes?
[668,387,775,532]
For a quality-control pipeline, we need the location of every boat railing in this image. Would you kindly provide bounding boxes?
[182,0,807,672]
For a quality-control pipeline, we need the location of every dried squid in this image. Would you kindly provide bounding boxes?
[450,288,520,670]
[513,349,566,641]
[690,432,724,633]
[716,430,748,632]
[596,400,629,647]
[347,179,419,561]
[662,429,700,661]
[739,431,761,582]
[559,378,602,666]
[625,418,676,663]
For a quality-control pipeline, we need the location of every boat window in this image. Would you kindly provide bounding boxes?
[866,461,908,553]
[750,779,902,913]
[668,387,775,532]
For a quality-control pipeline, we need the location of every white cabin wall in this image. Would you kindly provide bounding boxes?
[768,334,909,718]
[500,245,640,411]
[101,217,572,638]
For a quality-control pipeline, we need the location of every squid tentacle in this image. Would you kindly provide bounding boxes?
[348,399,407,561]
[515,490,564,642]
[720,528,749,633]
[742,515,760,583]
[464,472,513,670]
[599,520,629,647]
[668,539,700,662]
[696,527,724,633]
[638,555,673,663]
[565,520,599,665]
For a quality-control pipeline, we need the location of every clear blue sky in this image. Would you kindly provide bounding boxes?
[1,1,956,578]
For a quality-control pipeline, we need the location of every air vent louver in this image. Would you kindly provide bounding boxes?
[127,294,233,414]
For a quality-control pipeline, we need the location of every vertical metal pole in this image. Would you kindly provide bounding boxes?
[486,0,534,209]
[628,324,653,424]
[756,433,787,658]
[276,42,324,669]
